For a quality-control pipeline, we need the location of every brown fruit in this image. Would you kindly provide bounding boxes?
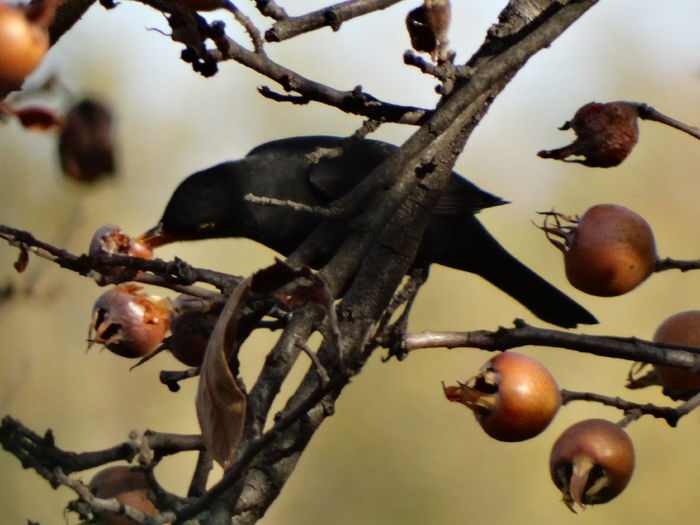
[444,352,561,442]
[0,3,49,86]
[538,101,640,167]
[542,204,656,296]
[88,466,159,525]
[89,284,171,358]
[550,419,634,512]
[652,310,700,394]
[59,99,116,183]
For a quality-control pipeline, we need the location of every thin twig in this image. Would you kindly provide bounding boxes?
[206,29,430,124]
[222,1,265,53]
[264,0,403,42]
[560,389,684,427]
[56,468,175,525]
[656,256,700,273]
[0,224,241,293]
[637,103,700,141]
[160,367,201,392]
[0,415,203,476]
[400,320,700,371]
[297,339,331,384]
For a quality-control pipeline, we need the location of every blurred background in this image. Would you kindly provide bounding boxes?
[1,0,700,523]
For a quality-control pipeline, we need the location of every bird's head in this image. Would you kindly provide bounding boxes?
[137,162,245,249]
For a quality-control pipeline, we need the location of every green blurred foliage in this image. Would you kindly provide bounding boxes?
[1,1,700,524]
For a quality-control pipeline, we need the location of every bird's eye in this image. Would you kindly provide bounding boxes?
[197,222,216,231]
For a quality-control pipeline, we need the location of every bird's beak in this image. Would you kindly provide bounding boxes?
[136,223,177,249]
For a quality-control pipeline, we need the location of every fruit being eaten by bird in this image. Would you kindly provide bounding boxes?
[137,135,597,329]
[88,224,153,285]
[443,352,561,442]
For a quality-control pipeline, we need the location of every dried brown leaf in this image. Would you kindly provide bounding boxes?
[14,246,29,272]
[196,276,251,470]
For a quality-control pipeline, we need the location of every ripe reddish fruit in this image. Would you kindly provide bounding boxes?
[88,466,159,525]
[0,3,49,86]
[444,352,561,442]
[550,419,635,512]
[652,311,700,395]
[89,284,171,358]
[538,101,640,167]
[542,204,657,296]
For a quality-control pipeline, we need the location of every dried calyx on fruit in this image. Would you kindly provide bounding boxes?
[443,352,561,442]
[540,204,657,297]
[89,284,171,358]
[538,100,700,167]
[88,465,159,525]
[652,310,700,398]
[550,419,635,512]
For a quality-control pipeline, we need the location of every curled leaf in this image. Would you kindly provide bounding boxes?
[196,276,251,470]
[14,246,29,272]
[14,106,62,130]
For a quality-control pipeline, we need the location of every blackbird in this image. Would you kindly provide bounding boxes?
[139,136,596,328]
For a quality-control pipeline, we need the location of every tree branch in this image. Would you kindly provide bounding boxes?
[0,224,241,293]
[0,415,202,477]
[401,320,700,371]
[208,27,431,124]
[264,0,404,42]
[560,389,699,427]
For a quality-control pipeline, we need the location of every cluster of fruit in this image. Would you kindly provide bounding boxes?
[441,101,700,512]
[87,225,215,369]
[444,352,634,511]
[444,308,700,512]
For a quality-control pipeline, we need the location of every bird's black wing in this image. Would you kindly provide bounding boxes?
[248,135,506,214]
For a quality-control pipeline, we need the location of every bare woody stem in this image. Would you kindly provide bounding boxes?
[637,103,700,141]
[264,0,404,42]
[400,320,700,371]
[561,389,700,427]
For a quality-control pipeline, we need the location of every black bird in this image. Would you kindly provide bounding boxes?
[139,136,596,328]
